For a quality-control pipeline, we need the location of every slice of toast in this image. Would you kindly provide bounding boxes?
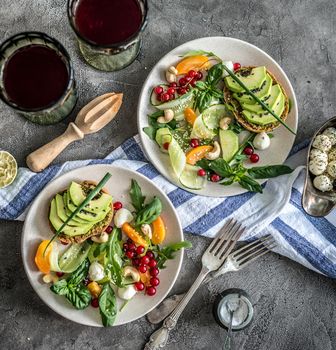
[223,66,289,133]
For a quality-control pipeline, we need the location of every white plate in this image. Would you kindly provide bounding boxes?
[21,164,183,327]
[137,36,298,197]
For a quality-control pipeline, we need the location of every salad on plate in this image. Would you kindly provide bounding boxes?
[34,172,190,327]
[143,50,295,192]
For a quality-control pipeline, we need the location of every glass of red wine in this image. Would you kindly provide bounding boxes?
[67,0,148,71]
[0,32,77,125]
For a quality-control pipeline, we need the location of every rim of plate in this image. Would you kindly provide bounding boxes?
[137,36,298,197]
[21,164,184,327]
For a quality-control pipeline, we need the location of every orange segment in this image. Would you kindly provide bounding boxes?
[186,145,213,165]
[35,240,52,274]
[184,108,197,125]
[140,271,151,286]
[176,55,211,74]
[152,216,166,245]
[122,223,148,247]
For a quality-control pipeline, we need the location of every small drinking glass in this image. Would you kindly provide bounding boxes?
[0,32,77,125]
[67,0,148,71]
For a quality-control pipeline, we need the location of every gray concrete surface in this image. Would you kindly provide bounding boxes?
[0,0,336,349]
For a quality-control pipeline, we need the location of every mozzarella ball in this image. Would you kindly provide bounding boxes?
[309,148,328,162]
[118,285,137,300]
[114,208,134,228]
[313,175,333,192]
[253,132,271,150]
[309,158,328,175]
[89,262,105,282]
[323,127,336,146]
[222,61,234,77]
[328,147,336,162]
[327,160,336,178]
[312,134,332,152]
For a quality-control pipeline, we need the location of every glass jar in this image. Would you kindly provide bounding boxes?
[0,32,77,125]
[67,0,148,71]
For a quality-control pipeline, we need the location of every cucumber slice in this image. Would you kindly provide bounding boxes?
[168,137,186,178]
[219,129,239,162]
[49,243,62,272]
[201,104,227,130]
[179,164,206,190]
[58,242,91,273]
[155,127,172,149]
[150,84,169,106]
[191,115,216,139]
[156,91,194,115]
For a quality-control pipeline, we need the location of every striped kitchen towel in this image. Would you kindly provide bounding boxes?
[0,135,335,278]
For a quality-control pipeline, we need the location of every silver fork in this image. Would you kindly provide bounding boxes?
[147,235,276,325]
[144,219,246,350]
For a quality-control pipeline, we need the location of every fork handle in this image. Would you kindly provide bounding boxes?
[144,266,210,350]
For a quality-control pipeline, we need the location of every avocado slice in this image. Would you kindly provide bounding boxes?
[64,191,109,222]
[242,93,285,126]
[68,181,112,214]
[219,129,239,162]
[241,85,282,114]
[233,74,272,104]
[225,66,267,93]
[49,198,94,236]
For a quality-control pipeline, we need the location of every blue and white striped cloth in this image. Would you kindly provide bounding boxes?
[1,136,335,278]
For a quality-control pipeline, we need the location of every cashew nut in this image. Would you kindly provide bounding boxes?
[141,224,152,239]
[205,141,221,160]
[43,273,59,284]
[123,266,140,282]
[157,109,174,124]
[166,71,176,83]
[168,66,178,75]
[91,232,109,243]
[219,117,232,130]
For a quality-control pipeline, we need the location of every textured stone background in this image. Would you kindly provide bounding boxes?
[1,0,336,349]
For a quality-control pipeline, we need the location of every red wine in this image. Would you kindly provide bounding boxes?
[74,0,142,46]
[3,45,69,110]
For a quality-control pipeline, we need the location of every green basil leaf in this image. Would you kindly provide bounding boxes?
[195,81,207,90]
[107,228,124,287]
[210,88,224,99]
[247,165,293,179]
[68,259,90,287]
[99,283,117,327]
[199,92,213,112]
[221,177,235,186]
[66,285,91,310]
[129,179,146,212]
[206,63,224,86]
[155,241,192,269]
[50,279,68,296]
[208,158,233,177]
[196,159,212,172]
[238,175,263,193]
[135,197,162,226]
[143,126,156,140]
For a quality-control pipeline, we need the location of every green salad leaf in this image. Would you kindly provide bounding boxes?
[130,179,146,212]
[106,228,124,287]
[135,197,162,226]
[154,241,192,269]
[66,286,92,310]
[99,283,117,327]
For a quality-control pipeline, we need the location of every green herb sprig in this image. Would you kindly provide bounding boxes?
[154,241,192,269]
[143,110,177,140]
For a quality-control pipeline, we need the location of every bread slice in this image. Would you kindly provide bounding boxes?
[51,181,113,244]
[223,66,289,133]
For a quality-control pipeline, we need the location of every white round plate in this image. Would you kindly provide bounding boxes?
[138,36,298,197]
[21,164,183,327]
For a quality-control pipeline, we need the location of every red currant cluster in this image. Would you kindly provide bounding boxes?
[154,69,203,103]
[123,240,160,297]
[243,146,259,163]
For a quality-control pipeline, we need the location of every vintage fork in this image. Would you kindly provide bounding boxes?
[144,219,246,350]
[147,235,276,325]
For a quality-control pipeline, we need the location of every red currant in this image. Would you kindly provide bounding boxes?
[243,147,254,156]
[250,154,260,163]
[146,251,154,259]
[190,138,200,148]
[123,243,129,251]
[169,82,178,87]
[167,87,175,95]
[233,62,241,71]
[56,272,64,277]
[179,77,187,86]
[113,201,123,210]
[150,267,159,276]
[91,298,99,308]
[178,87,187,95]
[128,243,136,251]
[132,258,140,266]
[195,71,203,80]
[187,70,197,78]
[190,79,197,87]
[126,250,135,259]
[148,259,157,268]
[160,93,170,102]
[134,281,145,291]
[141,255,150,265]
[146,286,157,296]
[105,226,113,234]
[169,94,175,100]
[136,246,145,255]
[154,86,163,95]
[198,169,206,177]
[138,264,148,273]
[211,174,221,182]
[163,142,170,150]
[185,76,193,83]
[150,277,160,287]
